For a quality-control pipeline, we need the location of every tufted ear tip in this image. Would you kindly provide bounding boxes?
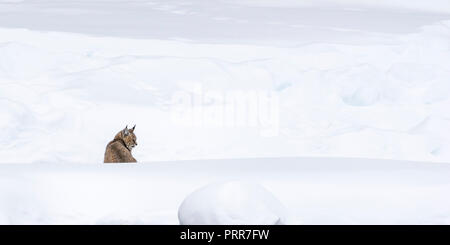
[123,125,130,136]
[131,124,136,132]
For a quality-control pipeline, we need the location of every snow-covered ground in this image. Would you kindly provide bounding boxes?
[1,0,450,224]
[1,0,450,163]
[2,157,450,225]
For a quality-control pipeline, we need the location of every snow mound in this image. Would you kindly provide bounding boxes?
[178,181,288,225]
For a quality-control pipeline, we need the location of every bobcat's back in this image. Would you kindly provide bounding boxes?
[104,140,137,163]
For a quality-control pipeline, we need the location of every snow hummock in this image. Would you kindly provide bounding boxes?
[178,181,288,225]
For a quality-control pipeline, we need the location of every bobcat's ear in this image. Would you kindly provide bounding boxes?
[130,125,136,133]
[123,125,130,136]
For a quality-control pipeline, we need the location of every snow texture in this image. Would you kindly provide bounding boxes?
[0,4,450,163]
[178,181,288,225]
[1,0,450,225]
[1,158,450,225]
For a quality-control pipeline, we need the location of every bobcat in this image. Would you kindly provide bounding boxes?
[104,125,138,163]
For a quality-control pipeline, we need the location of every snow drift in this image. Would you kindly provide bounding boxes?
[178,181,288,225]
[1,157,450,225]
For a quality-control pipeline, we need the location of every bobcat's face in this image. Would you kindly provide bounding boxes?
[122,125,138,151]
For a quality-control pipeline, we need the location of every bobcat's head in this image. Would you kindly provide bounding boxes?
[117,125,138,151]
